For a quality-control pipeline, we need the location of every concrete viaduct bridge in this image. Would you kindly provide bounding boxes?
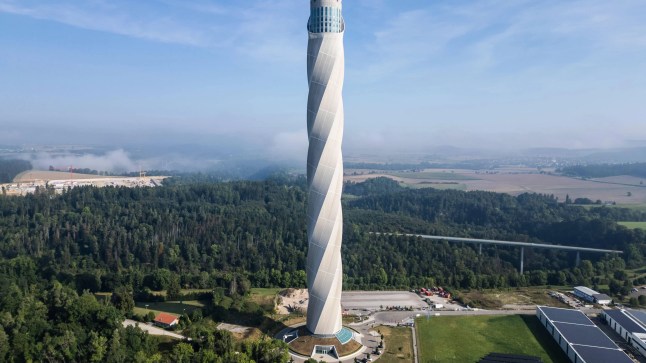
[378,233,623,274]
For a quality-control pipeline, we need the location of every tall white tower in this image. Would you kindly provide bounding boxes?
[305,0,345,336]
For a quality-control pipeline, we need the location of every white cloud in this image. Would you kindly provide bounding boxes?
[0,1,210,46]
[267,129,307,161]
[28,149,138,172]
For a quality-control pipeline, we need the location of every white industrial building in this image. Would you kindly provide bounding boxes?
[573,286,612,305]
[602,309,646,357]
[536,306,633,363]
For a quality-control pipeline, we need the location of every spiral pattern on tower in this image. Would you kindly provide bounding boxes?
[305,0,345,336]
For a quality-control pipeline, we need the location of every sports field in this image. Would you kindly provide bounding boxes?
[415,315,568,363]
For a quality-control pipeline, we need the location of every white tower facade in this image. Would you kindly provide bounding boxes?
[305,0,345,336]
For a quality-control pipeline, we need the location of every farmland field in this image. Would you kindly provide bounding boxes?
[345,168,646,205]
[618,221,646,230]
[13,170,105,182]
[415,315,567,363]
[378,326,413,363]
[389,171,479,181]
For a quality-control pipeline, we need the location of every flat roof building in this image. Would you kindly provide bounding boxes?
[536,306,633,363]
[602,309,646,357]
[573,286,612,305]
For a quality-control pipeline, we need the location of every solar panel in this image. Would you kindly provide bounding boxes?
[538,306,634,363]
[572,345,634,363]
[553,322,617,348]
[605,310,646,334]
[539,307,594,325]
[627,309,646,326]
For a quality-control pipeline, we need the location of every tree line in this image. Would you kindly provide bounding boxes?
[0,159,32,183]
[1,176,646,360]
[559,162,646,179]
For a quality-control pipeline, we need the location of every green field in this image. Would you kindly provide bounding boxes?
[579,203,646,211]
[615,203,646,211]
[416,315,568,363]
[389,171,479,181]
[249,288,281,312]
[133,301,204,317]
[406,182,468,191]
[618,221,646,230]
[379,326,414,363]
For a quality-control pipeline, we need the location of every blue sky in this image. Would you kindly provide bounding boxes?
[1,0,646,158]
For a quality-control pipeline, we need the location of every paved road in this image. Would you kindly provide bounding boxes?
[410,326,419,363]
[122,319,189,340]
[630,287,646,299]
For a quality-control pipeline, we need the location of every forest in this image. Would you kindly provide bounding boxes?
[1,175,645,361]
[0,159,32,183]
[559,162,646,178]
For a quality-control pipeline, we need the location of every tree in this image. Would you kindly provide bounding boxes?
[0,327,9,362]
[639,295,646,306]
[245,338,290,363]
[171,343,194,363]
[149,269,172,291]
[167,276,181,300]
[111,287,135,313]
[89,332,108,363]
[106,329,127,363]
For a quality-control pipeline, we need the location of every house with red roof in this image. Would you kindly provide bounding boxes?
[153,313,179,328]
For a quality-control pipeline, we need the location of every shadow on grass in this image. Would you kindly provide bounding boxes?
[210,304,305,338]
[521,315,569,363]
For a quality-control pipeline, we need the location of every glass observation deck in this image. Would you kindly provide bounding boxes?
[307,6,344,33]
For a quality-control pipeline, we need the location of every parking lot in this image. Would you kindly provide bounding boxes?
[341,291,428,312]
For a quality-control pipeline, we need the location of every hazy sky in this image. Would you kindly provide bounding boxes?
[1,0,646,157]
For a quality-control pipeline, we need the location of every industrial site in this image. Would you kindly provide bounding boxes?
[1,170,167,196]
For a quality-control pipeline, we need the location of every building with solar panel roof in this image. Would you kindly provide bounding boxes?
[536,306,634,363]
[602,308,646,357]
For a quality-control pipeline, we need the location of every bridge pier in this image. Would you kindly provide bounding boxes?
[520,247,524,274]
[479,244,482,255]
[575,251,580,267]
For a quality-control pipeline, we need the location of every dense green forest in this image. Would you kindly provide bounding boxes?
[1,176,646,361]
[0,159,32,183]
[559,162,646,179]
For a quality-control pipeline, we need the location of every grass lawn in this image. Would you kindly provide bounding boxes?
[133,300,204,317]
[378,326,413,363]
[618,221,646,230]
[149,288,213,297]
[250,288,282,296]
[416,315,568,363]
[389,171,479,181]
[249,288,281,312]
